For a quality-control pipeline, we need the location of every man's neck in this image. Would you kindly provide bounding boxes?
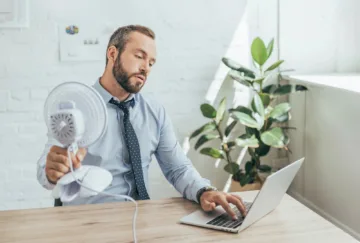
[99,71,131,102]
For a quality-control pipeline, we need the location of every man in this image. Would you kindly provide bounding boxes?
[37,25,246,220]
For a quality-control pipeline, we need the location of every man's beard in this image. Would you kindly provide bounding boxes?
[112,59,145,94]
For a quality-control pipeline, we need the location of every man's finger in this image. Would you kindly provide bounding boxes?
[215,195,237,220]
[48,153,69,167]
[50,146,67,156]
[71,148,86,169]
[227,194,247,217]
[201,200,216,211]
[47,161,69,174]
[46,169,64,183]
[76,148,87,161]
[73,161,81,169]
[232,195,248,212]
[70,152,80,169]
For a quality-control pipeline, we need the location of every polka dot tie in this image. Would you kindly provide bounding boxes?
[109,98,150,200]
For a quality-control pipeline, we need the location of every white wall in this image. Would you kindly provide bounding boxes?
[288,76,360,240]
[279,1,360,240]
[280,0,360,73]
[0,0,252,210]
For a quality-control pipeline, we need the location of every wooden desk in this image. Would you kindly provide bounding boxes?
[1,191,358,243]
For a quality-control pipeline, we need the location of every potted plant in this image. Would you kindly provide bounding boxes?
[189,37,307,191]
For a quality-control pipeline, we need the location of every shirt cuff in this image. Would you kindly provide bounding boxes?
[191,179,212,203]
[39,167,56,190]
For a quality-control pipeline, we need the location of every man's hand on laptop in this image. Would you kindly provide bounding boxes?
[200,191,246,220]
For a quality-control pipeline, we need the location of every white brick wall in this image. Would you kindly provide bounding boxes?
[0,91,9,111]
[280,0,360,73]
[0,0,250,210]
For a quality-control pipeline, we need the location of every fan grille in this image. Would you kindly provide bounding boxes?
[44,82,107,147]
[50,113,76,143]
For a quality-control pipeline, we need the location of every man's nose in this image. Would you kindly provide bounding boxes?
[140,62,150,75]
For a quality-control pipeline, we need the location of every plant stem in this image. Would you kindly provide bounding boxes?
[248,148,260,166]
[214,121,233,164]
[259,66,263,92]
[264,118,268,131]
[248,147,264,184]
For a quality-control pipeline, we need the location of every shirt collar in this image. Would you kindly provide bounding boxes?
[93,78,136,107]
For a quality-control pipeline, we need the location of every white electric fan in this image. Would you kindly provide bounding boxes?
[44,81,139,242]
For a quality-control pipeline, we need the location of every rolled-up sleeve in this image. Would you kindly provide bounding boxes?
[154,107,212,203]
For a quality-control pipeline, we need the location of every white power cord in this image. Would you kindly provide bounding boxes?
[67,144,138,243]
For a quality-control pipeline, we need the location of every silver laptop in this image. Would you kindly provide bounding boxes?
[180,158,304,233]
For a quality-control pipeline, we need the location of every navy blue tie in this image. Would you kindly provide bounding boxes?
[109,98,150,200]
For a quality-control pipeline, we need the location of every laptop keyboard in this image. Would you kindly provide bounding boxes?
[206,201,253,229]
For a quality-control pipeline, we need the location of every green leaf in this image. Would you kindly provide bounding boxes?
[229,106,252,116]
[274,84,292,95]
[262,118,273,131]
[253,113,265,131]
[295,85,308,91]
[200,104,217,118]
[247,147,257,159]
[232,112,259,129]
[272,112,291,123]
[236,134,259,148]
[245,161,255,175]
[262,84,277,94]
[255,139,271,157]
[265,60,284,72]
[269,103,291,120]
[239,69,256,79]
[228,70,252,87]
[222,57,255,78]
[267,38,274,58]
[215,97,227,124]
[189,122,216,140]
[225,120,237,137]
[260,93,271,107]
[252,78,265,92]
[251,37,268,66]
[266,84,308,96]
[240,174,251,186]
[200,147,224,159]
[226,141,236,149]
[258,164,272,172]
[260,127,287,148]
[246,126,259,138]
[222,57,243,70]
[224,163,240,174]
[252,82,261,92]
[221,58,255,78]
[195,134,219,150]
[252,93,265,117]
[253,78,264,85]
[265,106,273,119]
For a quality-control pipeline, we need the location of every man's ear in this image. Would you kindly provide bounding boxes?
[107,45,118,64]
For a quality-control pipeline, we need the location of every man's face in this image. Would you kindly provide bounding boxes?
[112,31,157,93]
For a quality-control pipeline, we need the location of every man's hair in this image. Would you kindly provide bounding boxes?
[106,25,155,65]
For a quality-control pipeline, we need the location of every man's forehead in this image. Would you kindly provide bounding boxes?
[127,32,156,55]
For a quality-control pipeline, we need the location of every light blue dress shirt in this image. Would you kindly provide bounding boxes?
[37,79,211,206]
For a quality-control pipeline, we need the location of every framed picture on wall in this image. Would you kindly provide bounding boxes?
[0,0,29,28]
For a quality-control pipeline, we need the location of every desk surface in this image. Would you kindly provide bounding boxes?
[1,191,358,243]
